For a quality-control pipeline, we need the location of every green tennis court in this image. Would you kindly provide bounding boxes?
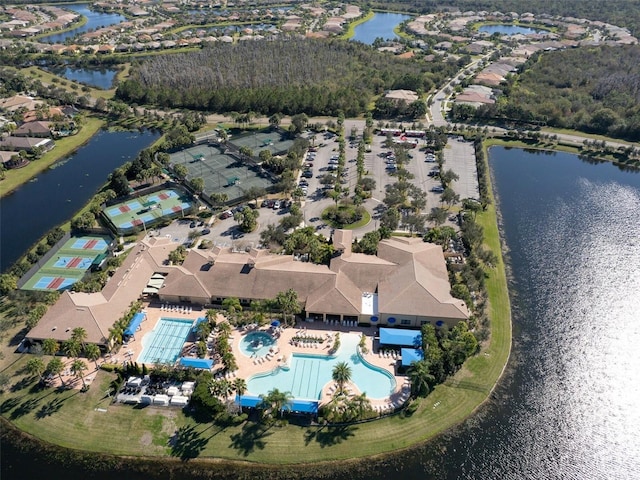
[21,234,113,291]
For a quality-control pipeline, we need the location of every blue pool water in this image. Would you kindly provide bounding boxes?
[138,318,193,365]
[240,331,277,357]
[248,334,396,400]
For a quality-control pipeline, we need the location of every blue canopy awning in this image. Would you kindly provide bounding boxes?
[270,320,281,327]
[283,399,318,414]
[179,357,213,369]
[236,395,263,408]
[192,317,207,333]
[379,327,422,347]
[124,312,145,336]
[401,348,424,367]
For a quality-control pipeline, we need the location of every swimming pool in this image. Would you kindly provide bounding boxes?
[239,331,277,357]
[247,333,396,400]
[138,317,193,365]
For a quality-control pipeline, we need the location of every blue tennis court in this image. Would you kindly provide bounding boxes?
[70,238,109,250]
[53,256,93,269]
[33,276,75,290]
[138,317,194,365]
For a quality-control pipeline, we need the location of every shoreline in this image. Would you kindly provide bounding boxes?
[0,116,105,198]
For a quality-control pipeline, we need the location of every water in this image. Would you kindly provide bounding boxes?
[351,12,411,45]
[3,147,640,478]
[138,318,194,365]
[248,333,396,400]
[39,4,126,44]
[239,331,277,357]
[478,24,545,36]
[48,66,118,90]
[0,129,160,271]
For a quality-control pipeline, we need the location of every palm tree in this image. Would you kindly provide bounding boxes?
[62,339,81,358]
[232,378,247,398]
[274,289,301,325]
[42,338,59,356]
[71,327,87,348]
[260,388,293,418]
[71,359,87,390]
[218,379,234,400]
[25,357,45,382]
[347,392,372,420]
[332,361,352,395]
[46,357,65,386]
[407,360,434,398]
[84,343,101,370]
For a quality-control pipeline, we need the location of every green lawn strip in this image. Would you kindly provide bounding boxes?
[541,127,635,146]
[341,209,371,230]
[1,116,105,197]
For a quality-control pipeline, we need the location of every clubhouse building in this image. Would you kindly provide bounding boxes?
[26,230,469,349]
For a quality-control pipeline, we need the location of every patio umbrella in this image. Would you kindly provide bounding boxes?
[270,320,281,327]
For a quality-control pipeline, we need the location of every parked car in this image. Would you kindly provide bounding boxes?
[431,186,444,193]
[272,200,281,209]
[220,210,233,219]
[201,228,211,235]
[303,170,313,178]
[189,221,197,228]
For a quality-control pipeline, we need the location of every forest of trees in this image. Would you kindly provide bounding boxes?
[466,45,640,141]
[117,38,458,117]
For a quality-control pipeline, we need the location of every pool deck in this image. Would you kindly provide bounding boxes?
[57,302,407,407]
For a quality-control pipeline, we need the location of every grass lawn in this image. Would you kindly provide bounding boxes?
[0,116,105,197]
[23,66,116,100]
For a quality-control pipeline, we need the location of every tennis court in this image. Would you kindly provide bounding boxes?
[102,187,195,234]
[21,234,113,291]
[229,130,294,156]
[169,144,276,205]
[138,317,194,365]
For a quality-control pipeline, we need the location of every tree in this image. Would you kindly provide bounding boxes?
[0,274,17,295]
[71,359,87,390]
[407,360,434,397]
[25,357,46,382]
[440,169,459,186]
[427,207,448,226]
[290,113,308,134]
[62,339,81,358]
[190,177,205,195]
[222,297,242,315]
[42,338,59,356]
[260,388,293,418]
[234,206,259,233]
[380,207,401,230]
[232,378,247,397]
[84,343,101,370]
[269,113,282,129]
[46,357,65,386]
[243,186,266,206]
[357,230,381,255]
[359,177,376,192]
[71,327,87,349]
[332,361,352,394]
[173,164,188,180]
[348,392,372,420]
[274,289,301,325]
[441,187,460,208]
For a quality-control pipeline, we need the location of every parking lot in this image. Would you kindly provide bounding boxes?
[148,123,478,250]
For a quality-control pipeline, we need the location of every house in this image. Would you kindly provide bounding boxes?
[0,150,26,169]
[13,121,52,138]
[0,136,54,153]
[384,89,419,103]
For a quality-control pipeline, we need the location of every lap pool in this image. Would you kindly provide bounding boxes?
[247,333,396,400]
[138,317,193,365]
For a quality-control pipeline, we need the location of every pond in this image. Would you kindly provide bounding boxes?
[350,12,411,45]
[478,24,546,36]
[39,4,127,44]
[46,66,118,90]
[0,129,160,271]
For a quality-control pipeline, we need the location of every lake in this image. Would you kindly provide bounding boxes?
[0,129,160,271]
[39,4,126,44]
[46,66,118,90]
[3,147,640,479]
[351,12,411,45]
[478,24,546,36]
